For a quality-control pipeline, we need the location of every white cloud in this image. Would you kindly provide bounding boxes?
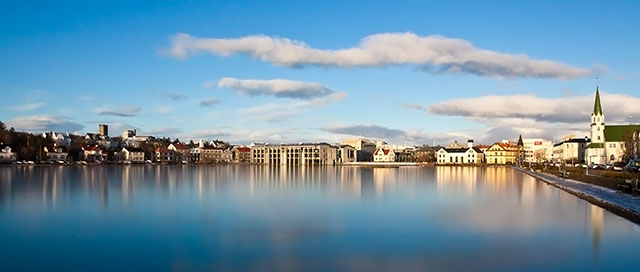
[169,32,593,79]
[322,124,464,145]
[6,102,45,111]
[7,115,84,133]
[216,77,335,99]
[426,92,640,124]
[236,92,347,122]
[95,106,142,117]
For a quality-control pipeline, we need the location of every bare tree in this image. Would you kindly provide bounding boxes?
[622,129,640,162]
[533,149,546,164]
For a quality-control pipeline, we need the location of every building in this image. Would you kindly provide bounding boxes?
[200,146,224,163]
[42,131,72,147]
[44,144,69,162]
[232,146,251,162]
[250,143,338,165]
[485,141,518,165]
[553,136,589,164]
[168,143,189,162]
[121,147,145,163]
[155,147,177,163]
[436,140,484,164]
[585,87,640,164]
[81,145,107,162]
[522,138,553,163]
[98,124,108,136]
[222,148,233,162]
[415,145,441,163]
[340,138,377,161]
[189,147,201,163]
[373,148,395,162]
[338,145,357,163]
[0,144,16,162]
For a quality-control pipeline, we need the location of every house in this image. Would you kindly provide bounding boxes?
[222,148,233,162]
[81,145,107,162]
[552,136,589,164]
[189,147,201,163]
[168,143,189,162]
[338,145,357,163]
[42,131,72,146]
[585,87,640,164]
[232,146,251,162]
[485,141,519,165]
[155,147,177,163]
[436,140,484,164]
[44,144,69,162]
[250,143,338,165]
[0,144,16,162]
[374,148,395,162]
[121,147,145,163]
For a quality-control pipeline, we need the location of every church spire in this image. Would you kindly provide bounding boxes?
[593,86,603,115]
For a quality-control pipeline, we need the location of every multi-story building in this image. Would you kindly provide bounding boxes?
[522,139,553,163]
[168,143,189,162]
[373,148,395,162]
[232,146,251,162]
[155,147,177,163]
[250,143,338,165]
[200,146,224,163]
[340,138,377,161]
[81,145,107,162]
[485,141,519,165]
[121,147,145,163]
[338,145,357,163]
[553,136,589,164]
[436,140,484,164]
[44,144,69,162]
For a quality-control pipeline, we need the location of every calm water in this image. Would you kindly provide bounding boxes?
[1,165,639,271]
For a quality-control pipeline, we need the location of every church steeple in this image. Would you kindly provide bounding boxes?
[593,87,603,115]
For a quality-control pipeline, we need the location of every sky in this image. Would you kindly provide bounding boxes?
[2,0,640,145]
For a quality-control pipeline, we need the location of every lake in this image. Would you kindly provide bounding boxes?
[1,165,639,271]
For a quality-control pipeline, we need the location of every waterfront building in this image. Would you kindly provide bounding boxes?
[232,146,251,162]
[121,147,145,163]
[522,138,553,163]
[43,144,69,162]
[0,144,16,162]
[436,140,484,164]
[373,148,395,162]
[553,136,589,164]
[585,87,640,164]
[168,143,189,162]
[200,146,224,163]
[340,138,377,161]
[250,143,338,165]
[155,147,177,163]
[222,148,233,162]
[189,147,201,163]
[81,145,107,162]
[485,140,518,165]
[415,145,441,163]
[338,145,357,163]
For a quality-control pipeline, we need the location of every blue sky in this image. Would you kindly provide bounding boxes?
[2,0,640,145]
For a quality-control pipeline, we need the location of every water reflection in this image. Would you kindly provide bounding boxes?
[1,165,639,271]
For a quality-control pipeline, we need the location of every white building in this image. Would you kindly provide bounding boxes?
[250,143,338,165]
[552,136,589,164]
[585,87,640,164]
[0,144,16,162]
[338,145,357,163]
[373,148,395,162]
[522,139,553,163]
[42,131,71,147]
[341,138,377,161]
[436,140,484,164]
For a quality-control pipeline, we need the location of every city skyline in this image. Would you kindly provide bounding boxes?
[2,1,640,145]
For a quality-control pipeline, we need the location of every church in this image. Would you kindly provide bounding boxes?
[585,87,640,165]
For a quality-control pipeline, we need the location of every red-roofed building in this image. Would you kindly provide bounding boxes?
[155,147,178,163]
[44,144,69,162]
[373,148,395,162]
[168,143,189,162]
[81,145,107,162]
[232,146,251,163]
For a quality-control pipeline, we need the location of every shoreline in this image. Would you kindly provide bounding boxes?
[514,166,640,225]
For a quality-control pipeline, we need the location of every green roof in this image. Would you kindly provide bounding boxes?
[586,143,603,149]
[604,125,640,142]
[593,87,603,115]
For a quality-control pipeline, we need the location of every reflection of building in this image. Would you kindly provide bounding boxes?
[436,140,484,164]
[250,143,338,165]
[552,136,589,163]
[523,139,553,163]
[585,87,640,164]
[485,141,518,165]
